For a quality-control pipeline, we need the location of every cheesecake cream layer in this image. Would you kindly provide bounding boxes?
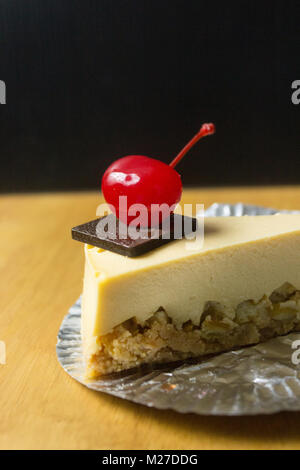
[82,214,300,358]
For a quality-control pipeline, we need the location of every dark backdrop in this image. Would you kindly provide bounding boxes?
[0,0,299,192]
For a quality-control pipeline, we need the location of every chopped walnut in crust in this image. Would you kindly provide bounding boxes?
[86,282,300,377]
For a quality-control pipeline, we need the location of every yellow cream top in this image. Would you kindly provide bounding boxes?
[85,215,300,278]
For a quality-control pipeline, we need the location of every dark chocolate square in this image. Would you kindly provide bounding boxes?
[72,214,198,257]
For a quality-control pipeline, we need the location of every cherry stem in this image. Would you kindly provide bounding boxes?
[169,123,215,169]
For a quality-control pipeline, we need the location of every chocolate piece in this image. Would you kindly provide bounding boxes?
[72,214,198,257]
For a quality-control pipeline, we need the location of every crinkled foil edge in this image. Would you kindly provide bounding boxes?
[57,203,300,415]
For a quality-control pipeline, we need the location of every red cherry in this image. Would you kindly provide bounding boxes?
[101,123,215,227]
[102,155,182,226]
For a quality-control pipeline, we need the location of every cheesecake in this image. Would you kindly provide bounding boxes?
[81,214,300,378]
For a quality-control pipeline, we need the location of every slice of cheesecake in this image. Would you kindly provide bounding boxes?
[82,214,300,378]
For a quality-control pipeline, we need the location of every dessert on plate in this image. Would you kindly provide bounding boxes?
[72,124,300,378]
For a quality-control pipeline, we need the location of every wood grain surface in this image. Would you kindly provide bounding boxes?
[1,186,300,450]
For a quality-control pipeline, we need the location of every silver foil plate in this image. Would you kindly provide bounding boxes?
[57,203,300,415]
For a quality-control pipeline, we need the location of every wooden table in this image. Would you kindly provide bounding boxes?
[1,186,300,450]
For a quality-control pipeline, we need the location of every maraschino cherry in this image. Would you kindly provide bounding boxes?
[102,123,215,227]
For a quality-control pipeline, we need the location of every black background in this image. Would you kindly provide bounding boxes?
[0,0,299,192]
